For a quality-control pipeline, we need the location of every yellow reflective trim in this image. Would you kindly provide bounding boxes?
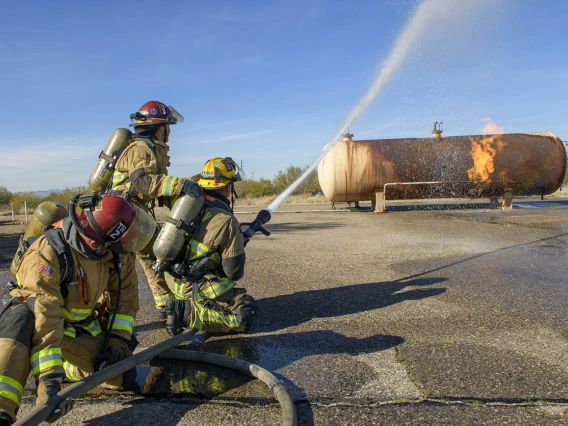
[160,176,177,196]
[64,326,76,338]
[171,277,189,299]
[63,307,92,321]
[31,348,63,375]
[198,278,234,300]
[63,361,81,382]
[0,375,24,405]
[154,293,174,307]
[188,240,212,259]
[110,314,134,333]
[112,171,128,187]
[203,309,239,327]
[81,319,103,337]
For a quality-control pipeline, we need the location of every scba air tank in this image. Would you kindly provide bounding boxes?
[151,194,205,273]
[88,128,133,193]
[10,201,68,281]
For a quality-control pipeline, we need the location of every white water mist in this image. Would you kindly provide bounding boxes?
[267,0,491,213]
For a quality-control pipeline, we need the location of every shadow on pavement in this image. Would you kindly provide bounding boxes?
[257,277,447,333]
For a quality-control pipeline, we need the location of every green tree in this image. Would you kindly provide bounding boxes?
[235,178,275,198]
[0,186,12,206]
[272,165,321,195]
[45,186,90,204]
[12,191,43,210]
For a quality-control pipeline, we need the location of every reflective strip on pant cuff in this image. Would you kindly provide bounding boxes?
[154,294,174,307]
[31,348,63,375]
[0,375,24,406]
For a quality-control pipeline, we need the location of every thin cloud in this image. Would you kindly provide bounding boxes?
[186,130,273,145]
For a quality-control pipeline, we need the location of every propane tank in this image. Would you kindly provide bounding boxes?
[88,128,132,193]
[151,193,205,273]
[10,201,68,281]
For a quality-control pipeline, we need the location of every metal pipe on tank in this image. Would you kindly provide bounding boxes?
[317,132,567,202]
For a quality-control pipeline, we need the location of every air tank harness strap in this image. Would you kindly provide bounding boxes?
[44,228,75,299]
[163,216,198,235]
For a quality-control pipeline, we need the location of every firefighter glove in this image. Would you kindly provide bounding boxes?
[166,299,191,336]
[181,179,203,197]
[98,336,136,389]
[36,375,75,422]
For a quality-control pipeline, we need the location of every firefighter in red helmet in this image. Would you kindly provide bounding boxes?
[110,101,203,320]
[0,194,147,425]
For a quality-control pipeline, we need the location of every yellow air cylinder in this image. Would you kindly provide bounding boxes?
[151,194,205,273]
[10,201,68,281]
[88,128,132,193]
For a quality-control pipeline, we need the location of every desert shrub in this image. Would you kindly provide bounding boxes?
[235,178,275,198]
[272,165,321,195]
[0,186,12,206]
[45,186,90,204]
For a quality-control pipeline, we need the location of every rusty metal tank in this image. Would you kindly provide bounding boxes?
[318,132,566,202]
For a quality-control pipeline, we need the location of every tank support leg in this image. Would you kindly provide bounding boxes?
[502,188,513,210]
[375,190,385,213]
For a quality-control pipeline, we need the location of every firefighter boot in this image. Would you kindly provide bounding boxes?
[0,412,13,426]
[231,294,259,333]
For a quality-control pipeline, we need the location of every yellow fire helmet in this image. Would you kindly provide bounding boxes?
[197,157,247,189]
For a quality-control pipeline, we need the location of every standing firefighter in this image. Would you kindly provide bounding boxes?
[165,157,259,335]
[0,194,149,425]
[110,101,202,319]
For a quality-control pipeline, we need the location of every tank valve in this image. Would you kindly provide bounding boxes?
[432,122,443,139]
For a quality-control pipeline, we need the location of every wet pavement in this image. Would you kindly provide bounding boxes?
[5,197,568,425]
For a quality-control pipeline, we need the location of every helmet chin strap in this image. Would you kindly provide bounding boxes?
[161,124,169,143]
[231,184,238,203]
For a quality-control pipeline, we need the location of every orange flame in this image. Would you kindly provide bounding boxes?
[468,118,506,182]
[467,134,505,182]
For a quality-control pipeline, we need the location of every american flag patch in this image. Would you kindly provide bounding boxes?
[36,263,54,279]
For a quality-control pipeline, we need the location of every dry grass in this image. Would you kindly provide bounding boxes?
[236,193,328,206]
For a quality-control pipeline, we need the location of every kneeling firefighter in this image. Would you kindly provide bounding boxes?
[0,194,152,425]
[162,157,259,336]
[108,101,203,319]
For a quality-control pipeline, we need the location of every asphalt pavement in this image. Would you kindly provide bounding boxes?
[11,197,568,425]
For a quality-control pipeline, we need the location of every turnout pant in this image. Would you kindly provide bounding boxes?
[0,298,34,423]
[136,254,174,309]
[166,274,259,333]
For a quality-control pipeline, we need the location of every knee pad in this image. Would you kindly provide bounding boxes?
[0,300,34,347]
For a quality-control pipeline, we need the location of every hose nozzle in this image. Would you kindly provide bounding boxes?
[242,209,271,240]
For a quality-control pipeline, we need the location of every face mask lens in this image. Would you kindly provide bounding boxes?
[121,206,157,252]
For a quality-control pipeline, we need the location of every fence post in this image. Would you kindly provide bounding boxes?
[25,201,28,223]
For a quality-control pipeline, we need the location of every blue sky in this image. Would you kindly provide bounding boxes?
[1,0,567,192]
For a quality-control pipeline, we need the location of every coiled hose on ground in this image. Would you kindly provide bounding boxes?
[14,329,296,426]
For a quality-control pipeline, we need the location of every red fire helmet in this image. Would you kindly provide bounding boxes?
[71,194,156,253]
[129,100,184,127]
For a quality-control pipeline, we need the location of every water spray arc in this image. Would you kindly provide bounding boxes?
[244,0,442,233]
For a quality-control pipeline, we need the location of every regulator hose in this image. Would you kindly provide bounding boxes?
[14,330,297,426]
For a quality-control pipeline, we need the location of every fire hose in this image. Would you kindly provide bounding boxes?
[15,210,282,425]
[14,328,296,426]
